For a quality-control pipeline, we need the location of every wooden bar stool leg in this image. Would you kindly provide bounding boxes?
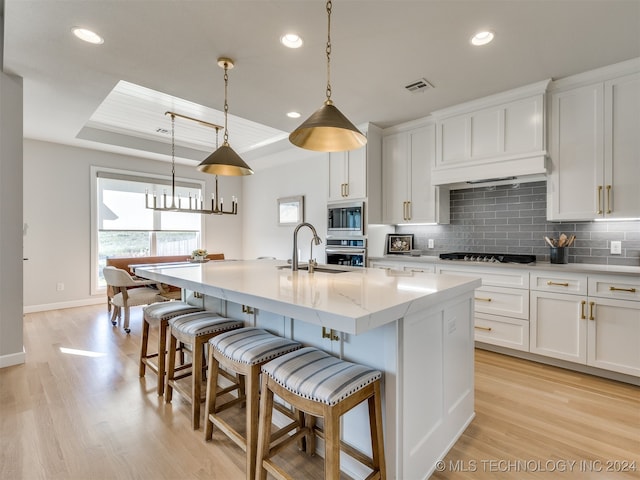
[370,381,386,477]
[204,346,219,441]
[191,338,204,430]
[324,405,341,480]
[157,320,168,396]
[165,331,177,403]
[139,319,150,377]
[245,365,260,480]
[255,375,275,480]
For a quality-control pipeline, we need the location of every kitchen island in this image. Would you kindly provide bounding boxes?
[135,259,481,479]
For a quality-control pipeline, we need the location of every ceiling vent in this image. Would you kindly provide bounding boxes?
[404,78,434,93]
[155,127,169,134]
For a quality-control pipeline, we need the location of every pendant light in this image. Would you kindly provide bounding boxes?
[289,0,366,152]
[198,58,254,176]
[145,111,239,215]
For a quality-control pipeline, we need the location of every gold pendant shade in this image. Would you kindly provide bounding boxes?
[197,142,253,176]
[288,100,367,152]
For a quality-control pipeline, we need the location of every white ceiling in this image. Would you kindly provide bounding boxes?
[3,0,640,170]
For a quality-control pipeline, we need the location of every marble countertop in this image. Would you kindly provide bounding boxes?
[369,255,640,277]
[135,259,481,335]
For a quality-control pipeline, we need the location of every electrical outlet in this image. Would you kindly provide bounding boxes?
[610,241,622,255]
[428,239,435,249]
[56,282,65,291]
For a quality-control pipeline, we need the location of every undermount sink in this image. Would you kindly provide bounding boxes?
[277,264,351,274]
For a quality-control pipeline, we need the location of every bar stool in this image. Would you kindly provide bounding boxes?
[165,312,244,429]
[204,328,303,480]
[140,301,205,395]
[256,346,386,480]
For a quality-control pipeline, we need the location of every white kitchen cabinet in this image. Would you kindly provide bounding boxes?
[369,259,435,274]
[382,121,449,225]
[530,271,640,377]
[431,80,549,185]
[328,124,383,223]
[436,264,530,350]
[547,59,640,221]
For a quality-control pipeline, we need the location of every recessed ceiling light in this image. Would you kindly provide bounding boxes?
[281,33,303,49]
[72,27,104,45]
[471,30,494,46]
[287,111,301,119]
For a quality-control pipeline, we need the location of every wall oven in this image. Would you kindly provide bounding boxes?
[327,201,364,236]
[325,237,367,268]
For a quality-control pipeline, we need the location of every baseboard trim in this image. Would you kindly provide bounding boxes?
[0,348,26,368]
[24,296,104,314]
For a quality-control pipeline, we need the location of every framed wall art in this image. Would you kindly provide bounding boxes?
[386,234,414,254]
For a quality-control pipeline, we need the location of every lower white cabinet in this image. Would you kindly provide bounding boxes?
[474,312,529,352]
[531,272,640,377]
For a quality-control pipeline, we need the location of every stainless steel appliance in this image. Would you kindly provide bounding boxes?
[327,201,364,236]
[439,252,536,264]
[325,237,367,267]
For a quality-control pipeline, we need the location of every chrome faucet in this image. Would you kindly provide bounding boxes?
[292,222,322,271]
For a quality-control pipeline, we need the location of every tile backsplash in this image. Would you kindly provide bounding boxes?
[396,181,640,266]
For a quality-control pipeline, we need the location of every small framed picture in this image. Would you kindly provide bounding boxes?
[277,195,304,225]
[386,234,414,254]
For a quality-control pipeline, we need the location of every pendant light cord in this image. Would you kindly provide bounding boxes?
[170,113,176,202]
[325,0,332,102]
[223,62,230,146]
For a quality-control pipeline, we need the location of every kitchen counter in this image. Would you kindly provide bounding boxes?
[135,258,481,335]
[135,259,481,479]
[370,255,640,276]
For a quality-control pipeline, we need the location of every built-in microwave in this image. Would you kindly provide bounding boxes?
[327,201,364,236]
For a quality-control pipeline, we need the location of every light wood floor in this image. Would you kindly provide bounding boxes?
[1,305,638,479]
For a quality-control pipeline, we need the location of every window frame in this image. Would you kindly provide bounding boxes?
[90,166,206,295]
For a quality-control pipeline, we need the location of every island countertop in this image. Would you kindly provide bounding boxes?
[135,259,481,335]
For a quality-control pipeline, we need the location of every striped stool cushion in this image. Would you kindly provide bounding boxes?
[261,347,382,406]
[143,301,203,324]
[169,312,244,339]
[210,328,302,366]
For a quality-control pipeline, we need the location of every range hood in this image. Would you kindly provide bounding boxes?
[431,154,547,190]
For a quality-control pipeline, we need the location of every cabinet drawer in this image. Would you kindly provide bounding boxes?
[474,313,529,352]
[588,275,640,301]
[530,271,587,295]
[474,286,529,320]
[437,265,529,288]
[404,265,435,274]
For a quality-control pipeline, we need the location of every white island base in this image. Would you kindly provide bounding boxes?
[135,260,481,479]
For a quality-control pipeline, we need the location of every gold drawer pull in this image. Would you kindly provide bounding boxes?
[547,281,569,287]
[474,326,492,332]
[609,286,636,293]
[475,297,492,302]
[596,185,603,215]
[580,300,586,320]
[410,269,424,273]
[606,184,612,214]
[589,301,595,321]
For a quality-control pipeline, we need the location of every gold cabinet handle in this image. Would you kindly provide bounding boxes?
[609,286,636,293]
[410,269,424,273]
[475,297,492,302]
[580,300,586,320]
[406,200,412,221]
[474,326,492,331]
[589,301,595,321]
[344,183,349,197]
[321,327,340,341]
[547,281,569,287]
[596,185,603,215]
[402,201,408,221]
[606,185,612,214]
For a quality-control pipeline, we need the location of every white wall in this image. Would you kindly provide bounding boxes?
[0,70,26,367]
[242,147,329,262]
[23,139,243,311]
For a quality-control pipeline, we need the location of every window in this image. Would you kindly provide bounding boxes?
[92,168,205,292]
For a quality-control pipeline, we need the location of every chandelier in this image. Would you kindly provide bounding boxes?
[144,111,240,215]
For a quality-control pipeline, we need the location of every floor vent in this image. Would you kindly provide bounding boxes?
[405,78,434,93]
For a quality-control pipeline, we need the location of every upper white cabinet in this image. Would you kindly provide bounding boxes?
[547,59,640,221]
[382,119,449,225]
[431,80,550,186]
[328,123,383,223]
